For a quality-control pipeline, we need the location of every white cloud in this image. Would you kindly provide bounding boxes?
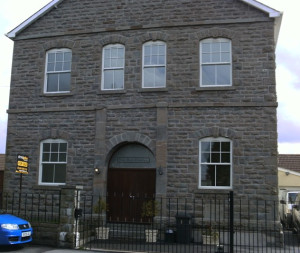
[276,65,300,124]
[0,87,9,121]
[279,143,300,154]
[259,1,300,53]
[0,120,7,153]
[1,1,50,31]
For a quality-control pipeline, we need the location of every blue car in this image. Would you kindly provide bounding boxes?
[0,211,33,245]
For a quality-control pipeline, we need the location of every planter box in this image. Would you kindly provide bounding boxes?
[165,230,176,243]
[95,227,110,240]
[202,234,219,245]
[145,229,158,243]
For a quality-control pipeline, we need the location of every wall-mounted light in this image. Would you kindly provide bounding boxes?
[157,166,163,175]
[94,168,100,174]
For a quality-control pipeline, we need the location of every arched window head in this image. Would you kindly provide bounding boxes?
[199,137,232,189]
[44,48,72,93]
[102,44,125,90]
[200,38,232,87]
[39,139,68,185]
[142,41,166,88]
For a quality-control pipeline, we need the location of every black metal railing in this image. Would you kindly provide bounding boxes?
[75,192,300,253]
[0,191,61,223]
[1,189,299,252]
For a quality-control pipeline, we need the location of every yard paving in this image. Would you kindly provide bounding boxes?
[0,230,299,253]
[0,244,90,253]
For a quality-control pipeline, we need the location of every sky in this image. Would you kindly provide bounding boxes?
[0,0,299,154]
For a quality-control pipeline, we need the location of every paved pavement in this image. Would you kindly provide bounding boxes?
[0,244,95,253]
[0,244,140,253]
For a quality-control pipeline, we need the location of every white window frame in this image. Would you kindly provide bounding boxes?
[200,38,232,87]
[101,44,125,90]
[199,137,232,189]
[142,41,166,88]
[44,48,72,93]
[38,139,68,186]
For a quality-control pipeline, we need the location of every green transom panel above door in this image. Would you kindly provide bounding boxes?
[109,143,155,169]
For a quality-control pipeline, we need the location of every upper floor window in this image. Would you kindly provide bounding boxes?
[199,137,232,189]
[200,38,232,87]
[102,44,125,90]
[142,41,166,88]
[45,49,72,93]
[39,139,67,185]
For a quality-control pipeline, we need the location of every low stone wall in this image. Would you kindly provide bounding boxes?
[31,222,58,246]
[28,186,83,248]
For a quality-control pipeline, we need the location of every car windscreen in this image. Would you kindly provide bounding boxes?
[288,193,298,204]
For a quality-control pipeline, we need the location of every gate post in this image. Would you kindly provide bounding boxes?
[229,191,234,253]
[58,185,83,249]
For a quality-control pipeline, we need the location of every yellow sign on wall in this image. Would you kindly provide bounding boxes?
[16,154,29,174]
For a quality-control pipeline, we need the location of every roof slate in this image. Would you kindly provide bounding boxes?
[278,154,300,173]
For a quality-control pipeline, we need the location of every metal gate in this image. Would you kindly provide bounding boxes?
[76,192,233,252]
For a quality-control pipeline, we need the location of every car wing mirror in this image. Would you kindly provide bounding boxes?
[280,200,286,204]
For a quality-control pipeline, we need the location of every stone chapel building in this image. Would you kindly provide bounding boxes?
[4,0,281,222]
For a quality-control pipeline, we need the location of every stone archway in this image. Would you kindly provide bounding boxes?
[106,143,156,223]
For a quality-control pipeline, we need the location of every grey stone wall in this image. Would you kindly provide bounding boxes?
[167,106,278,198]
[16,0,270,40]
[5,0,278,201]
[4,111,96,192]
[10,22,276,111]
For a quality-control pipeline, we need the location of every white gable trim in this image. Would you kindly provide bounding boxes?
[241,0,281,18]
[279,167,300,177]
[6,0,282,40]
[241,0,282,45]
[6,0,64,39]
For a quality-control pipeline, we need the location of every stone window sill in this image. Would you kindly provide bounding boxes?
[195,86,236,92]
[138,88,168,93]
[97,90,126,95]
[41,92,73,97]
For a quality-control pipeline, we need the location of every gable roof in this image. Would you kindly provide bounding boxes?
[241,0,281,18]
[278,154,300,173]
[6,0,282,42]
[6,0,64,39]
[241,0,282,44]
[0,154,5,171]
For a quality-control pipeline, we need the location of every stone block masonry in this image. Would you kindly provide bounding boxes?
[5,0,278,211]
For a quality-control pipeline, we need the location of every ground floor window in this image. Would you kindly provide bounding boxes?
[39,139,67,185]
[199,137,232,189]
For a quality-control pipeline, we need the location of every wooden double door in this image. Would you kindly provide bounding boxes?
[107,168,156,223]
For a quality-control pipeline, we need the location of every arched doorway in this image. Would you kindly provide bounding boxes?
[107,143,156,223]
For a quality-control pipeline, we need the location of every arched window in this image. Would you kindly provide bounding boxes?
[39,139,68,185]
[44,48,72,93]
[102,44,125,90]
[199,137,232,189]
[142,41,166,88]
[200,38,232,87]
